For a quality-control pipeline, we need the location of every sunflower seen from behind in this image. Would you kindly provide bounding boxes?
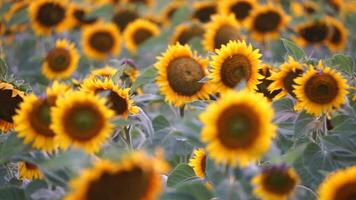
[64,151,169,200]
[294,63,349,116]
[209,40,262,93]
[189,148,207,178]
[155,43,211,107]
[123,19,160,54]
[18,161,44,181]
[252,164,300,200]
[42,39,79,80]
[218,0,257,26]
[82,22,121,60]
[51,91,114,153]
[203,14,241,52]
[200,90,276,166]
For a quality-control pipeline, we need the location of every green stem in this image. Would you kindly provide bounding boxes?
[179,105,185,118]
[296,185,318,199]
[124,126,132,149]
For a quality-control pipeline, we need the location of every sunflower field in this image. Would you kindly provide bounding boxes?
[0,0,356,199]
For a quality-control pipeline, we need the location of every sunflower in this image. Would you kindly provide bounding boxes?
[202,14,241,52]
[160,1,184,25]
[318,165,356,200]
[268,56,304,100]
[294,19,330,48]
[13,82,70,152]
[200,90,276,166]
[18,161,44,180]
[42,39,79,80]
[112,7,139,31]
[121,0,155,7]
[171,22,205,45]
[0,82,25,133]
[68,3,98,28]
[4,1,29,23]
[64,151,169,200]
[88,65,118,80]
[209,40,262,94]
[28,0,73,35]
[325,16,348,52]
[192,1,217,23]
[252,164,300,200]
[218,0,257,25]
[188,148,206,178]
[294,63,349,116]
[80,78,139,118]
[123,19,160,54]
[290,1,319,17]
[82,22,121,60]
[50,91,114,153]
[155,43,211,107]
[246,3,290,42]
[256,64,282,101]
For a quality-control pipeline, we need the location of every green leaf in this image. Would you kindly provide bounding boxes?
[131,66,157,92]
[188,37,204,54]
[0,58,8,79]
[167,163,197,187]
[327,54,354,75]
[153,115,170,131]
[281,38,306,61]
[176,180,213,200]
[0,187,26,200]
[171,6,190,26]
[205,158,224,185]
[111,118,130,127]
[8,8,28,26]
[0,134,29,165]
[294,111,316,139]
[215,180,247,200]
[87,5,113,20]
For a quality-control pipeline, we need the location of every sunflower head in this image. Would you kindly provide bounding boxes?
[294,19,330,47]
[121,0,155,7]
[18,161,44,180]
[290,1,319,17]
[171,22,205,45]
[209,40,262,93]
[218,0,257,25]
[64,151,169,200]
[203,14,241,52]
[294,63,349,116]
[68,3,98,28]
[325,16,348,52]
[50,91,114,153]
[112,7,139,31]
[200,90,276,166]
[123,19,160,54]
[155,43,211,107]
[42,39,79,80]
[88,65,118,80]
[252,164,300,200]
[256,64,282,101]
[189,148,207,178]
[82,22,121,60]
[192,1,217,23]
[160,1,184,26]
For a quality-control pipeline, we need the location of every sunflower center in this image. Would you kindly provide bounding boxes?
[263,170,296,194]
[334,181,356,200]
[304,73,338,104]
[86,166,150,200]
[36,3,65,27]
[304,5,317,14]
[108,91,128,116]
[253,11,281,33]
[201,154,206,173]
[256,68,282,100]
[282,69,303,98]
[299,22,329,43]
[177,26,205,45]
[231,1,252,20]
[64,104,104,141]
[25,162,38,170]
[167,56,205,96]
[133,28,154,46]
[217,105,259,149]
[0,89,23,123]
[74,9,97,25]
[220,54,251,88]
[89,31,114,53]
[330,25,341,44]
[112,10,139,31]
[214,25,240,50]
[193,5,216,23]
[29,98,56,137]
[46,48,71,72]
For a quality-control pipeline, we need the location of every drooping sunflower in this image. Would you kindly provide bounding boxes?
[82,22,121,60]
[64,151,169,200]
[246,3,290,42]
[155,43,211,107]
[325,16,348,52]
[13,82,70,152]
[256,64,282,101]
[160,1,184,25]
[0,82,25,133]
[318,165,356,200]
[290,1,319,17]
[268,56,304,100]
[123,19,160,54]
[121,0,155,7]
[112,7,139,31]
[209,40,262,93]
[252,164,300,200]
[171,22,205,45]
[88,65,118,80]
[200,90,276,166]
[294,63,349,116]
[80,78,139,118]
[18,161,44,180]
[192,1,217,23]
[294,19,330,48]
[218,0,257,25]
[50,91,114,153]
[202,14,241,52]
[42,39,79,80]
[68,3,98,28]
[188,148,206,178]
[28,0,73,35]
